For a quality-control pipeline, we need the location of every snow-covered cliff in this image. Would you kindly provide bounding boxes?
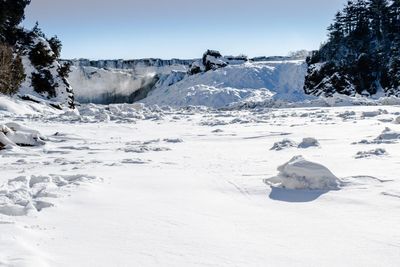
[65,51,308,107]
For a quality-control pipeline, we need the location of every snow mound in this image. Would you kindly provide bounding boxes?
[361,110,385,118]
[0,174,98,216]
[270,139,297,151]
[0,123,45,149]
[0,95,66,115]
[355,148,387,159]
[163,138,183,143]
[376,127,400,141]
[264,156,340,190]
[298,137,320,148]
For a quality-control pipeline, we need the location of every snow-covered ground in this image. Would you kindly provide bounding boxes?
[1,103,400,266]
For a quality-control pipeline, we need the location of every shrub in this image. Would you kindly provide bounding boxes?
[0,43,25,95]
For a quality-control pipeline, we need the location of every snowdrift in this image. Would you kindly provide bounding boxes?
[0,95,66,115]
[0,123,45,149]
[265,156,340,190]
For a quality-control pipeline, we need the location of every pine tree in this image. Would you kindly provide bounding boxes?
[0,0,31,44]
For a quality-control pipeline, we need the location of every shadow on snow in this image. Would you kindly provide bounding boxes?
[268,187,331,203]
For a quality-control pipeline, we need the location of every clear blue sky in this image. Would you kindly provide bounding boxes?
[23,0,347,59]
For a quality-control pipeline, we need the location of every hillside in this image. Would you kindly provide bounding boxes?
[0,1,74,109]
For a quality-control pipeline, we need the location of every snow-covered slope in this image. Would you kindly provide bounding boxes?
[141,60,308,108]
[17,36,74,109]
[0,95,67,115]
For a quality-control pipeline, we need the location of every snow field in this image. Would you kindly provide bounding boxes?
[0,104,399,266]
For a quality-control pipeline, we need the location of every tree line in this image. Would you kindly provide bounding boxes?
[305,0,400,97]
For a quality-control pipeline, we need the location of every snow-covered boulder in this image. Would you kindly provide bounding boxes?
[298,137,320,148]
[264,156,340,190]
[188,50,228,75]
[0,123,45,149]
[202,50,228,72]
[394,116,400,124]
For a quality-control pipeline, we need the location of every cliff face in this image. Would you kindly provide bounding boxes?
[64,58,195,71]
[63,58,196,104]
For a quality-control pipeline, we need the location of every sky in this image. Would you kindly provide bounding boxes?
[23,0,347,60]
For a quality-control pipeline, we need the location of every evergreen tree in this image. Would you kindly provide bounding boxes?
[48,36,62,58]
[305,0,400,97]
[0,0,31,44]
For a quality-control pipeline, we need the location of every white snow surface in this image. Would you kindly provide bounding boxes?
[0,104,400,266]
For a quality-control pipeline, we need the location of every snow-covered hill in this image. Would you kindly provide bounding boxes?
[142,60,308,108]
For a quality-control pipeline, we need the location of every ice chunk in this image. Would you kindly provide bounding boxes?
[0,123,45,148]
[264,156,340,190]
